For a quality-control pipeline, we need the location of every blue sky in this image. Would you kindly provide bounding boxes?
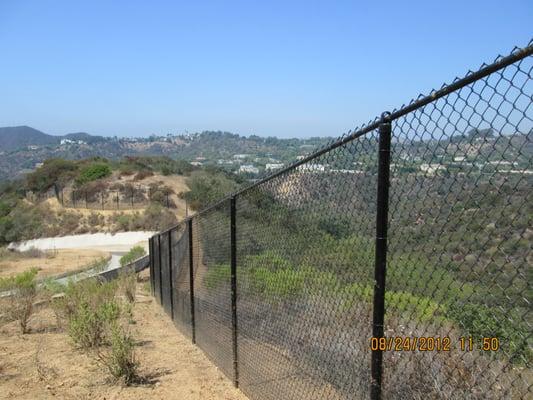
[0,0,531,138]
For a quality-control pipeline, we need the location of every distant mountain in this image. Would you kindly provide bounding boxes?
[0,126,108,152]
[0,126,59,151]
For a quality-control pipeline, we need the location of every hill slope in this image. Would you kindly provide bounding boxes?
[0,126,59,151]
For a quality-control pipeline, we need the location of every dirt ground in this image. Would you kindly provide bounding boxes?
[0,281,248,400]
[54,173,190,220]
[0,249,110,279]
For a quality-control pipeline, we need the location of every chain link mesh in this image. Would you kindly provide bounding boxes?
[150,42,532,400]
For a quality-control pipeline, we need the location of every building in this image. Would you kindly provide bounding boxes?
[239,164,259,174]
[190,161,203,166]
[234,154,250,159]
[297,163,325,172]
[419,163,445,175]
[265,163,284,171]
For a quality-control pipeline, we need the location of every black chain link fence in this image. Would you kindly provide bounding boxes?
[149,41,532,400]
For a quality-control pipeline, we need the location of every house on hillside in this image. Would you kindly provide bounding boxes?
[266,163,284,171]
[239,164,259,174]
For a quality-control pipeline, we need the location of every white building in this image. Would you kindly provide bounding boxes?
[190,161,203,166]
[265,163,284,171]
[297,163,326,172]
[239,164,259,174]
[419,163,445,175]
[234,154,250,160]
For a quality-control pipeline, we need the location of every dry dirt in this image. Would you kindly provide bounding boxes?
[57,173,190,220]
[0,282,248,400]
[0,249,110,279]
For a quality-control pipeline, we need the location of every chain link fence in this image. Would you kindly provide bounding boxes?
[149,41,532,400]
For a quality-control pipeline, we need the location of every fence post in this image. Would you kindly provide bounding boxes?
[168,230,175,319]
[370,113,392,400]
[230,196,239,388]
[148,237,154,295]
[158,234,163,305]
[188,218,196,343]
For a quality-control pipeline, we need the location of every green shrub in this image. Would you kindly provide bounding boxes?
[0,268,39,333]
[54,279,120,348]
[448,302,532,364]
[68,299,121,348]
[120,246,146,267]
[76,163,112,185]
[97,324,139,384]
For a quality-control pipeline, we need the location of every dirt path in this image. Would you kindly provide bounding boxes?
[0,284,248,400]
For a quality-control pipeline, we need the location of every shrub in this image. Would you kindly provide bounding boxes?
[97,324,139,384]
[54,279,121,348]
[120,246,146,267]
[0,268,39,333]
[68,300,121,349]
[76,163,112,185]
[134,170,153,181]
[118,269,137,303]
[25,158,78,193]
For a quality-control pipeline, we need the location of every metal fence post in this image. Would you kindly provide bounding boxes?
[230,196,239,388]
[188,218,196,344]
[370,113,392,400]
[149,237,154,295]
[168,230,175,319]
[158,234,163,305]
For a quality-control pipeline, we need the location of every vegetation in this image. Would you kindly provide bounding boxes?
[97,324,139,384]
[75,162,112,185]
[0,268,39,333]
[181,169,242,210]
[52,277,141,383]
[120,246,146,267]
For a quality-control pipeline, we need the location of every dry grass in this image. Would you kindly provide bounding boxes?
[0,280,248,400]
[0,248,110,279]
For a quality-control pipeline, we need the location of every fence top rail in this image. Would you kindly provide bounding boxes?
[153,39,532,239]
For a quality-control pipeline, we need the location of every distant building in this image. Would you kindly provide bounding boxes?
[34,162,44,169]
[234,154,250,159]
[190,161,203,166]
[239,164,259,174]
[27,145,39,150]
[296,155,306,161]
[297,163,325,172]
[265,163,284,171]
[419,163,445,174]
[60,139,86,145]
[453,156,466,162]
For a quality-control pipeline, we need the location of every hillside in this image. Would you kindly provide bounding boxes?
[0,126,59,151]
[0,156,200,244]
[0,127,333,181]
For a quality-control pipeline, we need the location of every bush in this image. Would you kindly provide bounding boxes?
[97,324,139,384]
[54,279,121,348]
[120,246,146,267]
[134,170,153,181]
[118,269,137,303]
[68,300,121,349]
[76,163,112,185]
[25,159,78,193]
[0,268,39,333]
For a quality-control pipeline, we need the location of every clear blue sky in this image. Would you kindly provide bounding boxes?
[0,0,531,138]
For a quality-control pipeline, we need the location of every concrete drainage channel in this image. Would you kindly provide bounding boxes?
[1,232,154,296]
